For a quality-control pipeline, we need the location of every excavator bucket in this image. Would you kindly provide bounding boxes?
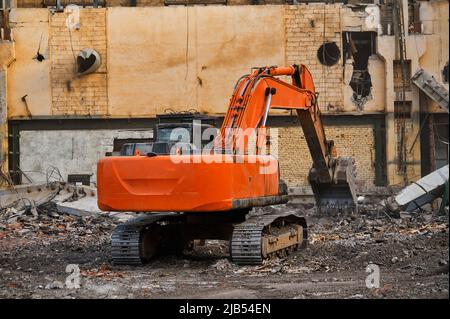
[309,157,358,214]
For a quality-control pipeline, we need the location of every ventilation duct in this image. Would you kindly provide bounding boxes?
[76,48,101,76]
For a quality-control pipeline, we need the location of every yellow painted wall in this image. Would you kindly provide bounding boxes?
[417,0,449,113]
[6,6,285,118]
[6,4,448,119]
[107,6,285,116]
[7,9,52,117]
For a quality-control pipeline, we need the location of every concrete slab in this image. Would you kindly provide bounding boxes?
[56,195,102,217]
[0,183,59,210]
[394,165,449,211]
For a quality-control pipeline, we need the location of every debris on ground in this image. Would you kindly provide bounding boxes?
[211,258,235,272]
[0,184,448,299]
[81,264,126,279]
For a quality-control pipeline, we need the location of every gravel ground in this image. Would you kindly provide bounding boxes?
[0,202,448,299]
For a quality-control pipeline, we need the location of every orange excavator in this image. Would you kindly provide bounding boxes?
[97,65,358,265]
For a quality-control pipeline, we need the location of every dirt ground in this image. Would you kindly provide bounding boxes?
[0,203,448,299]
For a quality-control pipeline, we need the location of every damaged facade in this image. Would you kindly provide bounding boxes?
[0,0,448,196]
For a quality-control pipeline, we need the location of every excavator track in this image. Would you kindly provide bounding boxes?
[230,211,307,265]
[112,210,307,266]
[111,214,175,265]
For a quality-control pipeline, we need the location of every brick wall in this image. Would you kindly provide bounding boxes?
[276,125,375,189]
[285,4,344,112]
[49,9,108,115]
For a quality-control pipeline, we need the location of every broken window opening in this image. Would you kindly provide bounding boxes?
[379,1,422,35]
[343,32,377,109]
[380,2,394,35]
[317,42,340,67]
[408,0,422,34]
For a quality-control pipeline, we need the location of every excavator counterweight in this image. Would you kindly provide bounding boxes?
[97,65,358,265]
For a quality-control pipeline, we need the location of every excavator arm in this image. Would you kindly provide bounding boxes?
[219,65,358,213]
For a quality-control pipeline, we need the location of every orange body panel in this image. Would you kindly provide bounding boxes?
[97,154,280,212]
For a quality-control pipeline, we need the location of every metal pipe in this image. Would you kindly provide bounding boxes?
[56,0,62,11]
[261,89,273,127]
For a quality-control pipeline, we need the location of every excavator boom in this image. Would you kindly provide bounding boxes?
[217,65,358,213]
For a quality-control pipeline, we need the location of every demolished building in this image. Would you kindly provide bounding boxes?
[0,0,448,199]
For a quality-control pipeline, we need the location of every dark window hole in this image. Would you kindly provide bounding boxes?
[317,42,340,66]
[343,32,377,108]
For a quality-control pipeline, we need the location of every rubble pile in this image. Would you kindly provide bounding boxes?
[0,182,137,243]
[300,211,448,273]
[0,191,117,243]
[0,204,116,241]
[206,204,449,279]
[0,184,448,298]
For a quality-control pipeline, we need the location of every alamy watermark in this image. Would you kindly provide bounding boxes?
[65,264,81,289]
[143,120,280,175]
[365,263,380,289]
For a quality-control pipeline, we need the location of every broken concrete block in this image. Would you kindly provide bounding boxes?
[52,188,77,204]
[0,183,60,212]
[56,196,101,218]
[386,165,449,213]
